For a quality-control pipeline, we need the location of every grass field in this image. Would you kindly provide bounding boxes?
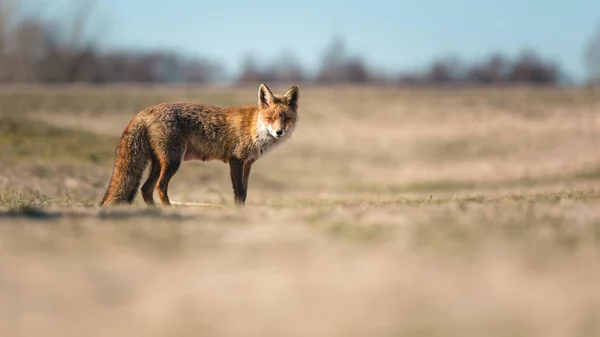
[0,84,599,337]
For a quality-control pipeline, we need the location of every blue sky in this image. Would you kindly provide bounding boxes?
[28,0,600,81]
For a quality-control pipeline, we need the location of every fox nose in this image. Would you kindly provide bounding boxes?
[276,130,283,136]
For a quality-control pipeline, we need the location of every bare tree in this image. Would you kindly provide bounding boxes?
[584,23,600,86]
[317,36,371,83]
[0,0,101,82]
[269,50,305,82]
[0,0,18,80]
[66,0,99,49]
[508,50,560,85]
[236,51,304,84]
[426,56,466,84]
[37,0,101,82]
[179,56,223,83]
[11,18,48,81]
[237,54,264,83]
[467,53,510,84]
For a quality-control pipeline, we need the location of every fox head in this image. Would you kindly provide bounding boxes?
[257,83,299,140]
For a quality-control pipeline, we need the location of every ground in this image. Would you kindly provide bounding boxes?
[0,84,599,337]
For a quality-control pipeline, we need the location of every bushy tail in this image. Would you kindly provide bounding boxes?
[100,118,150,206]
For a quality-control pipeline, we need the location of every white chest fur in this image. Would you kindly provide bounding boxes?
[251,119,294,160]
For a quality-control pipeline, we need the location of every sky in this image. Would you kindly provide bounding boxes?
[27,0,600,81]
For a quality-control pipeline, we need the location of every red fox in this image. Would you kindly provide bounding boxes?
[100,83,299,207]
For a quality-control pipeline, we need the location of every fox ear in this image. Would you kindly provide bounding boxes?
[258,83,274,108]
[284,86,299,110]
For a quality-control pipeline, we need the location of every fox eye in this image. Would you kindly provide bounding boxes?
[266,117,273,122]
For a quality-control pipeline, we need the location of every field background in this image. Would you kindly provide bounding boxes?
[1,85,600,337]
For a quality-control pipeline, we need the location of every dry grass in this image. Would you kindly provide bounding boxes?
[1,84,600,337]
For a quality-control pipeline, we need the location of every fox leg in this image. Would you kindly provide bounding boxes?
[242,159,255,200]
[155,141,184,206]
[229,157,246,206]
[141,151,160,205]
[156,158,181,206]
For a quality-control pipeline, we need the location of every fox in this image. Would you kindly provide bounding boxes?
[99,83,299,207]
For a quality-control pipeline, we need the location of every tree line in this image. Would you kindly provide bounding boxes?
[1,0,598,86]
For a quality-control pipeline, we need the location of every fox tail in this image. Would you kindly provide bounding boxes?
[100,119,150,206]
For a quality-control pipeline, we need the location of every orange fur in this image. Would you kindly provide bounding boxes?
[100,83,299,207]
